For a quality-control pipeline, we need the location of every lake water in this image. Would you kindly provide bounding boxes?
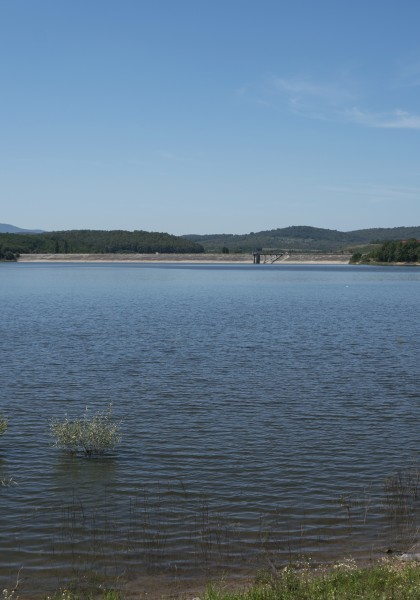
[1,263,420,596]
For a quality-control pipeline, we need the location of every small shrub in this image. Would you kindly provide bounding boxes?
[51,405,121,457]
[350,252,362,264]
[0,414,7,436]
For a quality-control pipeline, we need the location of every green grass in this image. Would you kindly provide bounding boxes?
[203,560,420,600]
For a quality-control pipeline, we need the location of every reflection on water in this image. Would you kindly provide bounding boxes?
[0,263,420,594]
[53,453,119,490]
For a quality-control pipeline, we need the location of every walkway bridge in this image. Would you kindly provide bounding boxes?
[252,251,288,264]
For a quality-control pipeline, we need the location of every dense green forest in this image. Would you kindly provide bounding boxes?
[184,226,420,253]
[2,226,419,257]
[0,246,19,261]
[0,230,204,254]
[351,238,420,264]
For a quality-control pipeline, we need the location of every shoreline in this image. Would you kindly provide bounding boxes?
[17,252,352,264]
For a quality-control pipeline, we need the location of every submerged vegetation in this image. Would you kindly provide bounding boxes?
[2,584,122,600]
[50,405,121,456]
[4,422,420,598]
[44,591,122,600]
[0,414,7,436]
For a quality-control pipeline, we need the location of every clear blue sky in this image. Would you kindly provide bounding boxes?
[1,0,420,235]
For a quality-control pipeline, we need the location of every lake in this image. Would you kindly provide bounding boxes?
[0,263,419,596]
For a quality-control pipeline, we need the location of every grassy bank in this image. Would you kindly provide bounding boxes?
[7,560,420,599]
[203,560,420,600]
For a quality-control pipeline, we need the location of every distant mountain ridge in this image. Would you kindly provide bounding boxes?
[0,223,45,234]
[184,225,420,252]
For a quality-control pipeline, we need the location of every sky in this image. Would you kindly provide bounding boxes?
[1,0,420,235]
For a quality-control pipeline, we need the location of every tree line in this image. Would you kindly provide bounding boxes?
[185,225,420,253]
[351,239,420,263]
[0,246,19,261]
[0,230,204,255]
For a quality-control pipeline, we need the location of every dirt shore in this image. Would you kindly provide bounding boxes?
[18,253,352,264]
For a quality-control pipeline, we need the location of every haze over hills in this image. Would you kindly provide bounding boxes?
[0,223,45,234]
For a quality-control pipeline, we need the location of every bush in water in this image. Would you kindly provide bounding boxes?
[51,404,121,457]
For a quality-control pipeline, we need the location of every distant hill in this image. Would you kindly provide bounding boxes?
[0,223,45,234]
[184,226,420,253]
[2,224,419,254]
[0,229,204,254]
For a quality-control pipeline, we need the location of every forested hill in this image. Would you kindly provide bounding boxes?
[2,225,419,255]
[0,230,204,254]
[184,226,420,252]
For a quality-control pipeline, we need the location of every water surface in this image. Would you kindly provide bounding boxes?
[1,263,419,594]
